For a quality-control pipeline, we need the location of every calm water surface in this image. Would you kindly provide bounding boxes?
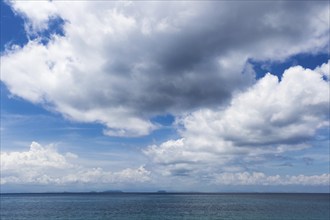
[1,193,329,220]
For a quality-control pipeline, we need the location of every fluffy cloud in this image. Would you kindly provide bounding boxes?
[144,62,330,174]
[0,142,150,185]
[181,62,330,147]
[9,0,58,33]
[1,141,76,170]
[1,1,329,136]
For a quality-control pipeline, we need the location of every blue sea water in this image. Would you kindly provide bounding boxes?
[1,193,329,220]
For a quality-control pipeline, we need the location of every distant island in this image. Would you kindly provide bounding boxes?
[102,190,124,193]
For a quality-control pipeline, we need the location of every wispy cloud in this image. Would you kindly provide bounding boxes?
[213,172,329,186]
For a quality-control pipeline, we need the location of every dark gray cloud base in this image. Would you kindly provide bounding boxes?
[1,1,329,136]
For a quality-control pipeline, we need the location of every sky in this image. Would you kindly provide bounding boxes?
[0,0,329,193]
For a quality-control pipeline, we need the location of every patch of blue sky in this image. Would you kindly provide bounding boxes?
[0,82,50,115]
[1,81,101,146]
[250,52,329,80]
[0,1,65,52]
[31,16,65,45]
[151,114,175,127]
[1,94,105,151]
[0,1,28,52]
[1,114,100,149]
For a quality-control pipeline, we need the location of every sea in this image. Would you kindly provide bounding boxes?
[0,193,329,220]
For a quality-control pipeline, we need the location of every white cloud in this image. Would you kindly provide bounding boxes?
[145,62,330,173]
[9,0,59,33]
[213,172,330,186]
[314,60,330,79]
[1,142,327,187]
[183,63,329,147]
[1,142,75,170]
[60,166,151,185]
[1,1,329,136]
[0,142,150,185]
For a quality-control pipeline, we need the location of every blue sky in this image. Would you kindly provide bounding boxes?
[1,1,329,193]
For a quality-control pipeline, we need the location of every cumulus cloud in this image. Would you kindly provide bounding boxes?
[1,142,75,170]
[1,1,329,136]
[0,142,150,185]
[144,62,330,175]
[181,63,329,147]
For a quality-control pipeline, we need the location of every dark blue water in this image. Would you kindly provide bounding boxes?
[1,193,329,220]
